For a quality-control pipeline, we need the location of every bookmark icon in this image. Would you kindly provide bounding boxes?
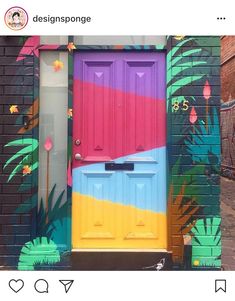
[59,280,74,293]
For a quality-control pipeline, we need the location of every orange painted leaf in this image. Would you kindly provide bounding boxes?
[67,42,76,52]
[53,60,64,72]
[67,109,73,119]
[23,165,32,175]
[9,105,19,114]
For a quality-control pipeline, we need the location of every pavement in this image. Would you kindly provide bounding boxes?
[221,176,235,270]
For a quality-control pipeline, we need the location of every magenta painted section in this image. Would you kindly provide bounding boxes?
[73,52,166,100]
[73,52,166,170]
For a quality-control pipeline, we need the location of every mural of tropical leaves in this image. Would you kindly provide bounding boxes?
[167,37,207,110]
[191,217,221,267]
[18,237,60,270]
[168,183,200,263]
[185,107,220,164]
[3,138,39,182]
[37,184,67,239]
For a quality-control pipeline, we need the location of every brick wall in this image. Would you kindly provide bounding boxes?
[167,36,221,269]
[221,100,235,177]
[0,36,35,269]
[221,36,235,101]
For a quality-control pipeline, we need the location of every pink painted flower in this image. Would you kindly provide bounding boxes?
[203,80,211,101]
[44,137,53,151]
[189,106,198,124]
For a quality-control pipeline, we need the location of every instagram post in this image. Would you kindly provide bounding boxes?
[0,0,234,299]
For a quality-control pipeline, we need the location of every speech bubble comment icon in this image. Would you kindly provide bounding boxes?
[215,279,226,293]
[34,279,49,293]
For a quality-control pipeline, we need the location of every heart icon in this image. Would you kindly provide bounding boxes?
[9,279,24,293]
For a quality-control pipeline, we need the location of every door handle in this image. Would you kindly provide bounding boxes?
[75,153,83,161]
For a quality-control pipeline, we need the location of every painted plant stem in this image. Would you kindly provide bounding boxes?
[189,106,198,163]
[203,80,211,132]
[44,137,53,224]
[46,151,49,224]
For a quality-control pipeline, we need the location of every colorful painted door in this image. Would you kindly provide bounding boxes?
[72,52,166,249]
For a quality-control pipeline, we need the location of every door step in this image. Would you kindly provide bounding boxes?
[72,248,168,252]
[71,250,172,270]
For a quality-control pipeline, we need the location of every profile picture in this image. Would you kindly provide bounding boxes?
[4,7,28,31]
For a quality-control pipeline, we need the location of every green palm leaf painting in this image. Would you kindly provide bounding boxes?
[3,138,39,182]
[18,237,60,270]
[37,184,67,238]
[167,37,207,111]
[191,217,221,268]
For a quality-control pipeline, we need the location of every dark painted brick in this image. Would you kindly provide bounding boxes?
[23,76,34,85]
[0,48,4,56]
[4,66,33,76]
[1,224,31,234]
[4,47,22,56]
[20,215,31,224]
[0,245,22,255]
[1,115,22,124]
[0,57,23,66]
[0,235,14,244]
[0,215,20,224]
[0,75,24,85]
[0,86,3,95]
[4,85,33,95]
[0,155,15,164]
[0,255,18,266]
[24,96,34,104]
[3,125,24,134]
[0,174,22,184]
[1,205,16,214]
[0,194,22,204]
[0,66,3,75]
[2,185,31,194]
[15,235,31,244]
[0,95,24,104]
[0,36,23,46]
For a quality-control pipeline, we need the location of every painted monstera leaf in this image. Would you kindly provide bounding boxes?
[18,237,60,270]
[191,217,221,268]
[167,37,208,111]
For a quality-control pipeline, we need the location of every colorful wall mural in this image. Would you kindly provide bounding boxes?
[0,36,221,270]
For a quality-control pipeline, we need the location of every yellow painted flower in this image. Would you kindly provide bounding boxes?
[193,260,200,266]
[67,108,73,119]
[23,165,32,175]
[53,60,64,72]
[9,105,19,114]
[67,42,76,52]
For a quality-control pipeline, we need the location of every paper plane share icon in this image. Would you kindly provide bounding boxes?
[59,280,74,293]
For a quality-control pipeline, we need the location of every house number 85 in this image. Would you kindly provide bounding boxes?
[172,100,189,112]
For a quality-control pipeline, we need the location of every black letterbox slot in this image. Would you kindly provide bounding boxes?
[105,163,134,171]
